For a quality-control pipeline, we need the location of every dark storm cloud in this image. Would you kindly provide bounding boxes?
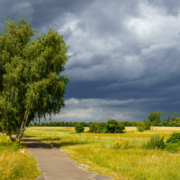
[1,0,180,122]
[147,0,180,16]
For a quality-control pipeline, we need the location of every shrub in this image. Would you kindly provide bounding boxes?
[165,133,180,153]
[75,123,84,133]
[166,133,180,144]
[105,119,118,133]
[114,124,124,133]
[165,143,180,153]
[143,133,165,149]
[136,122,146,132]
[89,122,98,133]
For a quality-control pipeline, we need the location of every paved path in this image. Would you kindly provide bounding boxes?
[22,138,113,180]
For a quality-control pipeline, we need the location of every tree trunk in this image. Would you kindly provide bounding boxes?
[16,120,24,139]
[17,110,28,140]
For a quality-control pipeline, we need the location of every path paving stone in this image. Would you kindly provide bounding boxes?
[22,138,113,180]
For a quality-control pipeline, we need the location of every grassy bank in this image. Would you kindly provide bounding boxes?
[24,128,180,180]
[0,133,41,180]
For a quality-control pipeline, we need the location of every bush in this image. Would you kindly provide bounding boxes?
[75,123,84,133]
[166,133,180,144]
[89,122,98,133]
[136,122,146,132]
[165,133,180,153]
[114,124,124,133]
[165,143,180,153]
[105,119,118,133]
[143,133,165,149]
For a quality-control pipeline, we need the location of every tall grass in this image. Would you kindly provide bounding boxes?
[0,135,41,180]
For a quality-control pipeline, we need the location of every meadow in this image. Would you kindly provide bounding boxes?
[23,127,180,180]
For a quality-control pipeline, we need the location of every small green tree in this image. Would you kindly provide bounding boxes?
[0,18,69,141]
[136,121,146,132]
[69,121,73,127]
[89,122,98,133]
[104,119,118,133]
[75,123,84,133]
[148,112,162,125]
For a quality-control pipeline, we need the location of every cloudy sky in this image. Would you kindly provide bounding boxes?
[1,0,180,122]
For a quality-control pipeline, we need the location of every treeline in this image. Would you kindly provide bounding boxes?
[29,112,180,129]
[30,121,88,127]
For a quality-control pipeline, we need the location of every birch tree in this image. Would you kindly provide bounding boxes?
[0,18,70,141]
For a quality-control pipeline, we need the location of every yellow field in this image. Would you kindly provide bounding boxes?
[150,126,180,131]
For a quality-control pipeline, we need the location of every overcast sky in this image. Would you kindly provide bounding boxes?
[1,0,180,122]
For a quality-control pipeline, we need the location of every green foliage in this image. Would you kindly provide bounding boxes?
[143,133,165,149]
[166,133,180,144]
[0,18,70,139]
[80,122,88,127]
[148,112,162,125]
[89,122,98,133]
[165,131,180,152]
[136,122,146,132]
[105,119,118,133]
[165,143,180,153]
[75,123,84,133]
[88,120,124,133]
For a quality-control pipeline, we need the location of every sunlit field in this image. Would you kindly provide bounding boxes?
[0,133,41,180]
[24,128,180,180]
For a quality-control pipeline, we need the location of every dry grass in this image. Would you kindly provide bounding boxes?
[82,132,172,139]
[0,135,41,180]
[27,126,90,131]
[150,126,180,131]
[125,127,137,130]
[125,126,180,131]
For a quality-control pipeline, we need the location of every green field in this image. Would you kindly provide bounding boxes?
[23,128,180,180]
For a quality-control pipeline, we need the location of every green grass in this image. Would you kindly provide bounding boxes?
[24,128,180,180]
[0,133,41,180]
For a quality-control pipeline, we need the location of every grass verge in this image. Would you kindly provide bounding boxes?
[0,134,41,180]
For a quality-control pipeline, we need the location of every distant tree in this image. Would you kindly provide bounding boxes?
[41,122,45,126]
[143,120,151,130]
[175,117,180,124]
[72,122,77,127]
[104,119,118,133]
[75,123,84,133]
[87,122,92,127]
[148,112,162,125]
[89,122,98,133]
[80,122,88,127]
[65,122,69,127]
[56,122,61,126]
[118,121,125,130]
[136,122,146,132]
[53,122,57,126]
[61,121,65,127]
[45,122,49,126]
[69,121,73,127]
[49,121,53,126]
[0,18,70,141]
